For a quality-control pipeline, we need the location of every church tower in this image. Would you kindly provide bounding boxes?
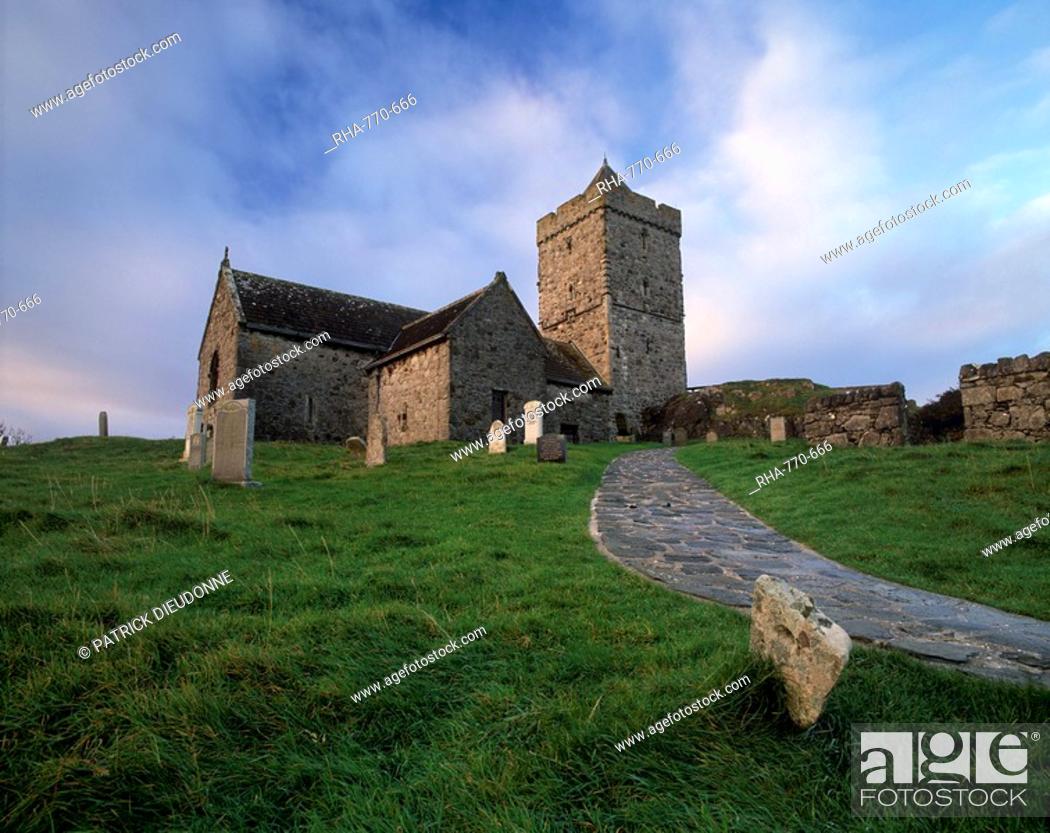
[536,160,686,435]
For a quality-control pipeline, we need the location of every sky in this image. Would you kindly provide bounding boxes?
[2,0,1048,442]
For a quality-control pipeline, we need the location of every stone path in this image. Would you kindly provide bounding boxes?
[590,449,1050,688]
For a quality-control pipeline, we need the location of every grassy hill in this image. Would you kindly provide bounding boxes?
[1,438,1047,832]
[676,439,1050,620]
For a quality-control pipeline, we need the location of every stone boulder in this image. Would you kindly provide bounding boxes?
[749,575,851,728]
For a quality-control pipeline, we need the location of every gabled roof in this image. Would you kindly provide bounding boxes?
[232,269,426,350]
[543,338,609,389]
[585,157,633,201]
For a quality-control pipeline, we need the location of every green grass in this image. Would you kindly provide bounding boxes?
[676,439,1050,621]
[0,437,1047,832]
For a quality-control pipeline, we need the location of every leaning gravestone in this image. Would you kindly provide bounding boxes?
[344,436,366,460]
[489,420,507,454]
[366,411,386,467]
[537,433,567,463]
[98,411,108,437]
[187,429,207,470]
[769,416,787,443]
[212,399,258,485]
[672,427,688,446]
[523,401,543,445]
[662,429,673,446]
[182,406,203,461]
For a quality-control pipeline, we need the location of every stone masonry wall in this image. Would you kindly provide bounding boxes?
[959,352,1050,441]
[541,382,612,443]
[237,330,373,443]
[803,383,908,447]
[536,171,686,437]
[376,341,451,446]
[449,277,548,443]
[196,270,243,430]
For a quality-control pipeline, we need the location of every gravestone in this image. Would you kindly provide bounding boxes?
[662,429,673,446]
[344,436,366,460]
[186,430,206,470]
[212,399,258,485]
[366,411,386,467]
[705,430,719,443]
[181,406,203,461]
[489,420,507,454]
[523,401,543,445]
[98,411,108,437]
[672,427,688,446]
[769,416,787,443]
[536,433,567,463]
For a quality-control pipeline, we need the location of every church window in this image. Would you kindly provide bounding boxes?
[566,237,572,252]
[398,406,408,432]
[615,346,621,359]
[646,338,652,354]
[208,350,219,394]
[642,279,649,298]
[641,228,649,251]
[305,395,315,426]
[568,283,575,302]
[491,389,507,424]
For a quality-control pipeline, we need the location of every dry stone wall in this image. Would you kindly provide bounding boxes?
[803,383,907,447]
[959,352,1050,441]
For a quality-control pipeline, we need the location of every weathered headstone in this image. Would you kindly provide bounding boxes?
[212,399,258,485]
[344,436,366,460]
[705,430,719,443]
[536,433,567,463]
[523,401,543,445]
[0,436,8,447]
[98,411,108,437]
[662,429,673,446]
[366,410,386,467]
[749,575,851,728]
[672,427,688,446]
[769,416,787,443]
[186,430,206,470]
[181,406,203,461]
[489,420,507,454]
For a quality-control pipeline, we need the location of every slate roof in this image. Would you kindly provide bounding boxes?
[380,287,485,359]
[232,270,426,350]
[543,338,608,389]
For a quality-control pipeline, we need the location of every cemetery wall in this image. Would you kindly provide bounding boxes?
[237,330,372,442]
[803,383,908,447]
[959,352,1050,441]
[376,341,451,446]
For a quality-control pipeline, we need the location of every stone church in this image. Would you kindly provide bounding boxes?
[195,161,687,445]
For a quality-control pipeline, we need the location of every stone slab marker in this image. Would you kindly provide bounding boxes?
[769,416,787,443]
[212,399,258,485]
[672,427,688,446]
[749,575,851,728]
[662,429,673,446]
[344,436,366,460]
[186,430,206,470]
[98,411,108,437]
[182,406,203,461]
[705,430,718,443]
[366,411,386,467]
[536,433,567,463]
[489,420,507,454]
[523,401,543,445]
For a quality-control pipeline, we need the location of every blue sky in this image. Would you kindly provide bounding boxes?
[2,0,1048,441]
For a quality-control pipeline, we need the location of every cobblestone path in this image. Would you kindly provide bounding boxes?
[590,449,1050,687]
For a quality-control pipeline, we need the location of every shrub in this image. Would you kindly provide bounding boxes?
[910,388,964,443]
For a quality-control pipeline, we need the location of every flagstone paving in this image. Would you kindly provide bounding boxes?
[590,449,1050,688]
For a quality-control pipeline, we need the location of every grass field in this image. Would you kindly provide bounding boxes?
[676,439,1050,621]
[1,438,1048,832]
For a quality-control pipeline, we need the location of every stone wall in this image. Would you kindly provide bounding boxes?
[196,269,241,427]
[803,383,908,447]
[541,382,612,443]
[959,352,1050,441]
[448,276,548,443]
[536,165,686,437]
[237,330,373,443]
[376,341,451,446]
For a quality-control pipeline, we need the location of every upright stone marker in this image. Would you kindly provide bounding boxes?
[523,401,543,445]
[366,411,386,467]
[187,430,206,470]
[98,411,108,437]
[182,406,203,461]
[536,433,567,463]
[662,429,673,446]
[212,399,257,485]
[769,416,787,443]
[489,420,507,454]
[705,430,719,443]
[672,427,688,446]
[344,436,367,460]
